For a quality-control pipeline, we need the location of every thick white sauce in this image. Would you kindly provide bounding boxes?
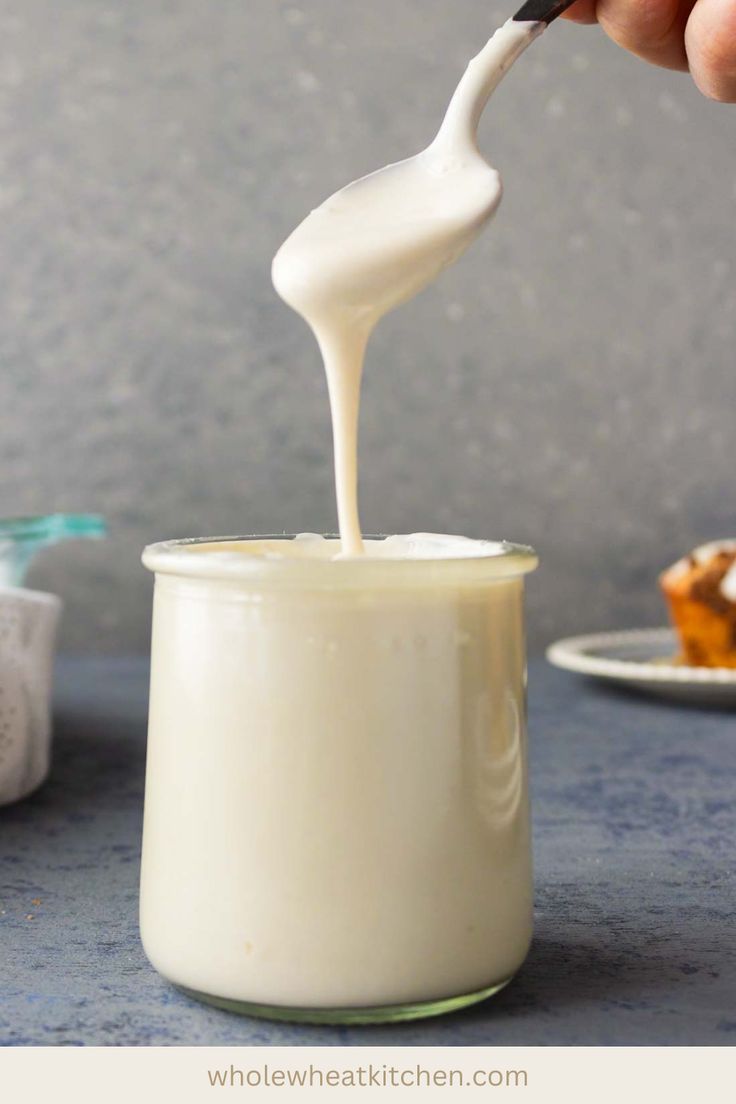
[141,536,533,1008]
[273,19,544,554]
[141,20,545,1014]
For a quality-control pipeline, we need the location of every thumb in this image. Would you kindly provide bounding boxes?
[686,0,736,100]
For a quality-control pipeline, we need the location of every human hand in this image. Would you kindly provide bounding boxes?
[563,0,736,101]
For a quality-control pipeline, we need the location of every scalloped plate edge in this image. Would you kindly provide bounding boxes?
[546,628,736,700]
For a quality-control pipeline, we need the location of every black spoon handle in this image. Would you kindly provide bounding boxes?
[513,0,577,23]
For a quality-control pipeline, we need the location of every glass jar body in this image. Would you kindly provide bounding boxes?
[140,537,536,1023]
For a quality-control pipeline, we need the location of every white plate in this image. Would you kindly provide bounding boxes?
[546,628,736,705]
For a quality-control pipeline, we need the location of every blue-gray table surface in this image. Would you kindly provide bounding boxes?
[1,657,734,1047]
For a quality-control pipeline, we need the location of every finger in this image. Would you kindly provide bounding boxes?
[561,0,599,23]
[595,0,694,71]
[685,0,736,100]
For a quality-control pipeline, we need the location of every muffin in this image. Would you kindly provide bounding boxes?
[660,541,736,668]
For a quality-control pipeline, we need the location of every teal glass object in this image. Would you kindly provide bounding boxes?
[0,514,106,588]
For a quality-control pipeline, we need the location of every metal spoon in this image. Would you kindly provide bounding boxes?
[513,0,578,24]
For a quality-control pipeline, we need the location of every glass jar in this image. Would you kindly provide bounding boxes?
[140,534,538,1024]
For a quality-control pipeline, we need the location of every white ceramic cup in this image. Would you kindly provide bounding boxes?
[0,586,62,807]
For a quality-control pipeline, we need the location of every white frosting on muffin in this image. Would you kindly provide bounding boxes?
[664,540,736,602]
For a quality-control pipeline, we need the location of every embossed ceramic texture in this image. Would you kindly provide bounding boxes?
[0,587,62,806]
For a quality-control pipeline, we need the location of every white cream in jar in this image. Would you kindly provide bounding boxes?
[141,15,545,1021]
[141,535,537,1014]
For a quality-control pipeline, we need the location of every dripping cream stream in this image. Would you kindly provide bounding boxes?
[273,19,544,555]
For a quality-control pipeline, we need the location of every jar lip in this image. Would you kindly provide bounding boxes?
[142,533,538,586]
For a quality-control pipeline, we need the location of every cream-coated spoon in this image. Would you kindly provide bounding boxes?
[274,5,577,555]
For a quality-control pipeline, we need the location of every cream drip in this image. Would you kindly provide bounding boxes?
[273,19,544,555]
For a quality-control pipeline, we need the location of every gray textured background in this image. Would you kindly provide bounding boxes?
[0,0,733,654]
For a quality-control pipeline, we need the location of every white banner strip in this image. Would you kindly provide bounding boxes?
[1,1045,734,1103]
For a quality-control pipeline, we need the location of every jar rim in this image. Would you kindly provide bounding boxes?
[142,534,538,587]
